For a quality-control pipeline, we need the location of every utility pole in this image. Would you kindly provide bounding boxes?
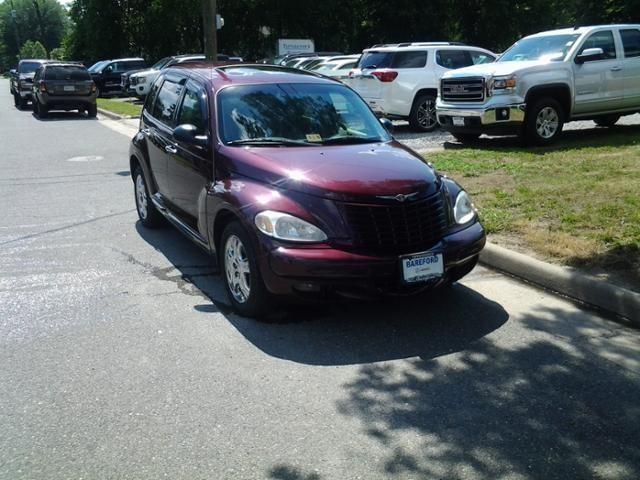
[202,0,218,61]
[9,0,21,53]
[32,0,46,45]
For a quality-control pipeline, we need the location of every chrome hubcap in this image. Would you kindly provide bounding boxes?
[135,174,148,220]
[417,99,437,129]
[224,235,251,303]
[536,107,559,139]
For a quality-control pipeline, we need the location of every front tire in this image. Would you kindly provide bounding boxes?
[523,97,564,146]
[220,221,272,318]
[133,166,163,228]
[594,114,620,127]
[409,94,438,132]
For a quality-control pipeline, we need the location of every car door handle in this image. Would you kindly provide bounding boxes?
[610,66,622,72]
[164,144,178,154]
[141,128,151,135]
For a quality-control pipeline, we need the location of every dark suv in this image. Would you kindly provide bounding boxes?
[129,64,485,317]
[10,59,51,109]
[32,63,98,118]
[88,57,146,96]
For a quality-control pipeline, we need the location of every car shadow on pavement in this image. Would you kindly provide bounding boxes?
[135,221,509,366]
[333,304,640,480]
[30,111,97,122]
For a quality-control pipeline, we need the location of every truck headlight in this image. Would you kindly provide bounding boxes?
[137,77,146,84]
[491,75,517,94]
[453,191,477,224]
[255,210,327,242]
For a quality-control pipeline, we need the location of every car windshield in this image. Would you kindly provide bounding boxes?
[18,62,41,74]
[151,57,171,70]
[499,34,580,62]
[88,60,108,72]
[217,82,391,146]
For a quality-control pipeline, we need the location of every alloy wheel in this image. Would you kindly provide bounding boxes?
[135,174,148,220]
[535,106,559,139]
[417,99,437,129]
[224,234,251,304]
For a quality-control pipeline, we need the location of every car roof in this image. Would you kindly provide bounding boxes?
[166,64,341,90]
[102,57,145,62]
[528,24,640,37]
[19,59,51,63]
[43,62,87,68]
[362,44,489,53]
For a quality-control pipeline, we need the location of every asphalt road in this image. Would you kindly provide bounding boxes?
[1,79,639,480]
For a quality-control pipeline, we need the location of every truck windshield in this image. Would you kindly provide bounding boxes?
[18,62,41,74]
[88,60,108,73]
[499,34,580,62]
[217,82,391,146]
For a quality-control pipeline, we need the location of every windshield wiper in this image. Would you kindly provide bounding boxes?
[321,135,384,145]
[227,137,314,146]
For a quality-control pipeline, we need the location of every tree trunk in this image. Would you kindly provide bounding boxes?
[202,0,218,61]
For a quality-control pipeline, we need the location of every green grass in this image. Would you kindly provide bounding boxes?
[97,98,142,118]
[426,127,640,289]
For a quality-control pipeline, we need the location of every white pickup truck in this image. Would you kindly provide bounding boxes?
[436,25,640,145]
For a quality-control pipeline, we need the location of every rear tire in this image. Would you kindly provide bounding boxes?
[14,93,22,109]
[34,100,48,118]
[220,221,272,318]
[133,165,163,228]
[453,133,480,144]
[594,114,620,127]
[409,93,438,132]
[523,97,564,146]
[87,104,98,117]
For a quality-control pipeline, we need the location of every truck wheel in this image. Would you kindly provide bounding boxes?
[14,93,21,109]
[524,97,564,146]
[594,115,620,127]
[409,94,438,132]
[133,166,163,228]
[34,100,48,118]
[220,221,271,318]
[87,104,98,117]
[453,133,480,144]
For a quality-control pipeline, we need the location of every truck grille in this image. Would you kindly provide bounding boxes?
[130,77,138,86]
[441,77,485,102]
[339,191,449,254]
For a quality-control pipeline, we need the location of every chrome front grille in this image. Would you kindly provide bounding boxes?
[441,77,485,102]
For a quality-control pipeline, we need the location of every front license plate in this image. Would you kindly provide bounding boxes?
[401,252,444,283]
[63,85,75,92]
[452,116,465,126]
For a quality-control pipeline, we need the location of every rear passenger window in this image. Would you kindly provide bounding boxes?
[579,31,617,59]
[391,51,428,68]
[152,79,184,124]
[621,29,640,58]
[178,87,205,134]
[436,50,472,69]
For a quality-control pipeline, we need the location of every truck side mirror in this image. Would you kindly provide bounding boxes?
[575,47,604,64]
[380,117,394,134]
[9,69,17,76]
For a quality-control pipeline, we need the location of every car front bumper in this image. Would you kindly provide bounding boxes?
[436,102,526,134]
[259,221,486,297]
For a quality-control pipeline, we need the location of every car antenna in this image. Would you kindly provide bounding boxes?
[573,24,580,30]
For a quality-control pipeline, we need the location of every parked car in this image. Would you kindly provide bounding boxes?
[343,43,496,132]
[310,56,361,79]
[88,57,147,97]
[127,54,232,99]
[31,63,97,118]
[129,64,485,317]
[279,52,343,67]
[436,25,640,145]
[10,59,51,109]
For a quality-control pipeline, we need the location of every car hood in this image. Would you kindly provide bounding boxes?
[224,140,440,201]
[18,73,35,81]
[443,60,551,79]
[131,69,159,79]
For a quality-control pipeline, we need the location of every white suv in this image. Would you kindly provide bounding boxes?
[343,43,496,131]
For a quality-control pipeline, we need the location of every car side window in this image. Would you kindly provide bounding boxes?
[436,50,473,69]
[151,79,184,125]
[579,30,617,59]
[391,51,428,68]
[620,29,640,58]
[470,51,495,65]
[177,86,206,134]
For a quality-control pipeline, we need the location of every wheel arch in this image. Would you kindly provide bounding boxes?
[525,84,572,120]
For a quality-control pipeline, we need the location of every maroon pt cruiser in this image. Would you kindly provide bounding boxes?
[129,64,485,318]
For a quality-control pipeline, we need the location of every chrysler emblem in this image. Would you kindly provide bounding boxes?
[377,192,420,202]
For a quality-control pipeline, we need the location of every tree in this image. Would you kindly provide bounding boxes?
[18,39,47,59]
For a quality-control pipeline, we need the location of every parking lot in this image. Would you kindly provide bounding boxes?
[2,78,640,479]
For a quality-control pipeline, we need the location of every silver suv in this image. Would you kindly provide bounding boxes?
[436,25,640,145]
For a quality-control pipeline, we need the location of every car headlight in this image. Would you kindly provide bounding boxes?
[137,77,147,84]
[453,191,476,224]
[255,210,327,242]
[490,75,517,94]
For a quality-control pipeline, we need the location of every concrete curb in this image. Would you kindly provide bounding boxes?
[97,107,135,121]
[480,242,640,324]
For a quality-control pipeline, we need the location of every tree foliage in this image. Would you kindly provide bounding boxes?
[18,39,47,58]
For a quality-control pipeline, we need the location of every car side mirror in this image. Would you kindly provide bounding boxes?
[575,47,604,64]
[104,65,113,73]
[174,124,209,149]
[380,117,394,134]
[9,69,16,76]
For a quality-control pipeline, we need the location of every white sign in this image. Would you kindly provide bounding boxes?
[277,39,315,56]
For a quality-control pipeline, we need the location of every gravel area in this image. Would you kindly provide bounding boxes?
[395,113,640,151]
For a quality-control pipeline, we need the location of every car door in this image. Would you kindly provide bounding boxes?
[142,74,185,197]
[167,79,213,221]
[572,30,625,114]
[619,27,640,109]
[103,61,122,93]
